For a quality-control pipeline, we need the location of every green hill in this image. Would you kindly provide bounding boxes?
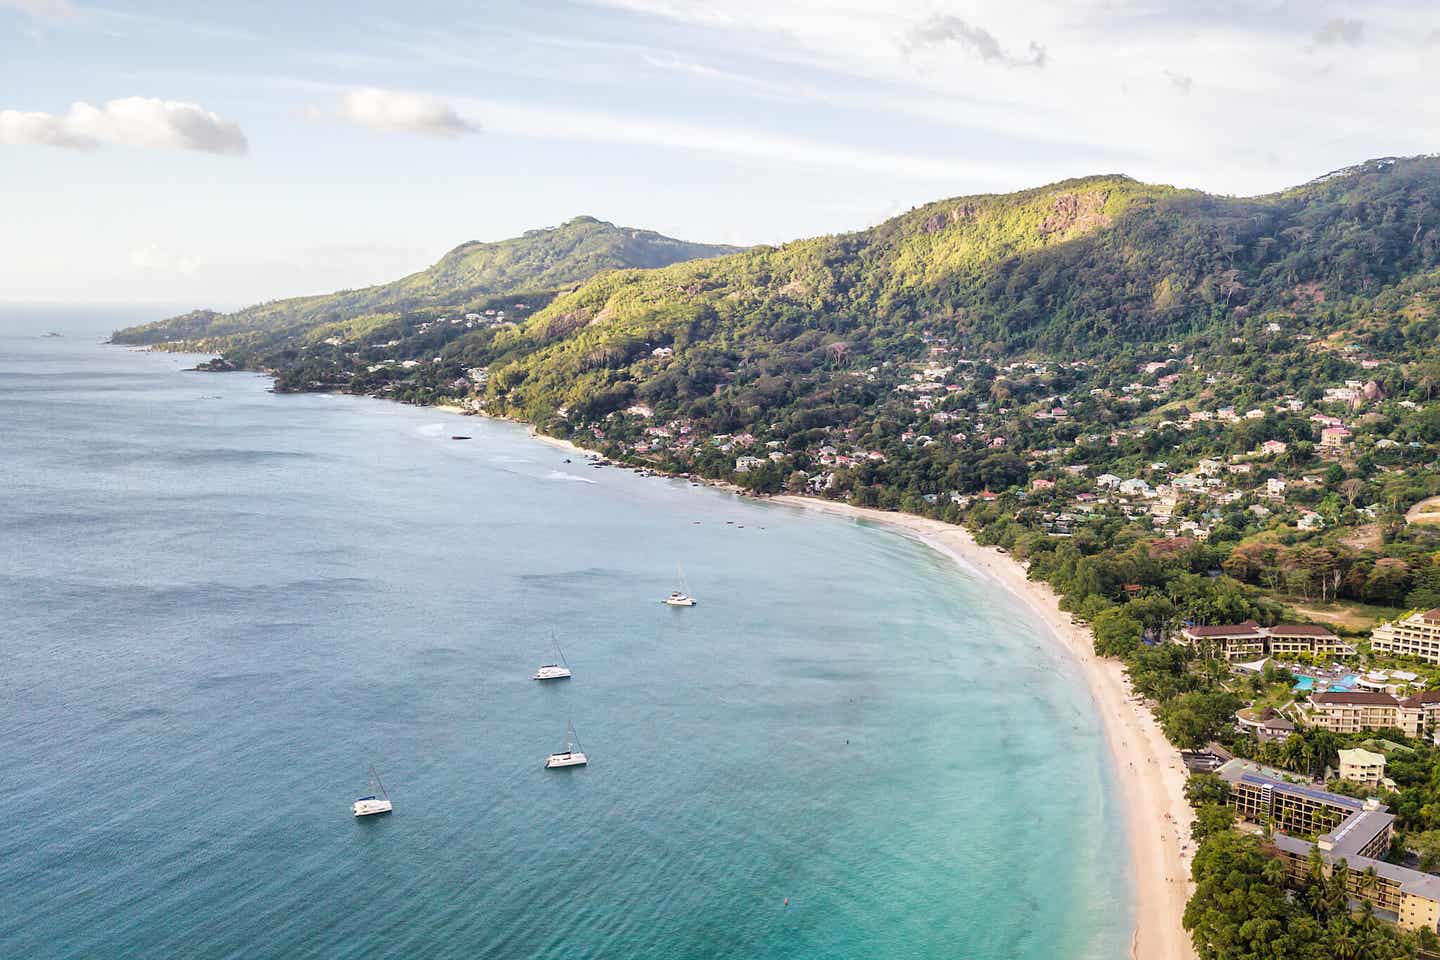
[110,216,742,351]
[471,157,1438,422]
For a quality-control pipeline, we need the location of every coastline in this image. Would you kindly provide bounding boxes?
[468,411,1195,958]
[769,496,1197,960]
[180,370,1196,957]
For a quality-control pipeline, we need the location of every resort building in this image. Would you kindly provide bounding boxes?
[1266,624,1356,659]
[1337,748,1386,786]
[1304,692,1422,738]
[1218,759,1369,837]
[1181,621,1354,660]
[1302,691,1440,741]
[1372,609,1440,664]
[1218,760,1440,932]
[1181,621,1267,660]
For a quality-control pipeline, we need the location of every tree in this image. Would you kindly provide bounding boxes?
[1160,690,1243,750]
[1185,772,1230,807]
[1192,802,1236,842]
[1092,607,1143,658]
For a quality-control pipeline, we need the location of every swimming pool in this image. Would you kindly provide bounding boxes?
[1292,674,1360,693]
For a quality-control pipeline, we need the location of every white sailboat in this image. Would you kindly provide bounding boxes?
[352,765,394,816]
[533,638,572,681]
[544,720,588,768]
[662,565,697,606]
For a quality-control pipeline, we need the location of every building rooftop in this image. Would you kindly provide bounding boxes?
[1339,748,1387,768]
[1184,620,1264,638]
[1269,623,1340,639]
[1311,691,1401,706]
[1269,833,1440,901]
[1322,807,1396,857]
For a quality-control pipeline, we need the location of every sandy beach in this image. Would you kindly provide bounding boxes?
[770,496,1197,960]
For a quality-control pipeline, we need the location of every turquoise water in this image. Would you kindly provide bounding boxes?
[0,307,1130,959]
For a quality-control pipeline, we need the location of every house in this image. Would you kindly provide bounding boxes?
[1118,478,1154,498]
[734,456,764,473]
[1298,511,1325,531]
[1096,473,1122,489]
[1266,477,1287,499]
[1236,707,1297,744]
[1260,440,1289,456]
[1320,426,1353,450]
[1338,748,1387,786]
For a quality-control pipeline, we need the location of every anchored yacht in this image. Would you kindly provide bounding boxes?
[544,721,588,768]
[352,766,394,817]
[662,565,697,606]
[533,640,572,681]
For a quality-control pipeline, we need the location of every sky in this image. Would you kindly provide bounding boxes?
[2,0,1438,308]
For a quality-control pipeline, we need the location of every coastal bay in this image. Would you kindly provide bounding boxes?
[1,314,1130,960]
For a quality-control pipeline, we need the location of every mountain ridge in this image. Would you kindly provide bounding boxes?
[110,216,744,351]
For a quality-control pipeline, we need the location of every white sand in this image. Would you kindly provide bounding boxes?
[770,496,1197,960]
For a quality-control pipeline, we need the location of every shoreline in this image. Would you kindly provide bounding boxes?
[454,408,1196,958]
[769,496,1196,960]
[162,361,1195,957]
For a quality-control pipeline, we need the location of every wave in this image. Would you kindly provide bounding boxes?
[544,470,596,484]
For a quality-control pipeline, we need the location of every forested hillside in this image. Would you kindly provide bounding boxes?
[110,216,741,354]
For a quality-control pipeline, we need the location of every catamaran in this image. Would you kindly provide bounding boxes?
[662,565,697,606]
[544,720,588,768]
[352,765,394,817]
[533,639,572,680]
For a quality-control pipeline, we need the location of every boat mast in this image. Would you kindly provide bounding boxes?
[371,765,389,801]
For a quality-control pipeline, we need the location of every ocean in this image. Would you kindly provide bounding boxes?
[0,306,1129,959]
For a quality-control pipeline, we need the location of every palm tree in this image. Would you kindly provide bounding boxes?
[1357,865,1379,903]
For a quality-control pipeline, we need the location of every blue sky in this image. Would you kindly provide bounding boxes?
[2,0,1437,306]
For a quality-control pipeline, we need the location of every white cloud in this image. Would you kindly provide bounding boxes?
[0,97,247,154]
[337,87,476,136]
[0,0,75,17]
[902,14,1046,68]
[129,244,203,274]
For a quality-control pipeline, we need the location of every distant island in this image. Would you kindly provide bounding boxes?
[115,156,1440,958]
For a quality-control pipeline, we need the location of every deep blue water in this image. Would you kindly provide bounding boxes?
[0,306,1129,959]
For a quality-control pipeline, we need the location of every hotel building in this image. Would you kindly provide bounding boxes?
[1372,609,1440,664]
[1217,759,1440,932]
[1180,621,1355,661]
[1303,691,1440,741]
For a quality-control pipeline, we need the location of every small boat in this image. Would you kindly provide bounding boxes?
[662,565,697,606]
[533,638,572,681]
[451,435,471,440]
[544,721,588,768]
[352,765,394,817]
